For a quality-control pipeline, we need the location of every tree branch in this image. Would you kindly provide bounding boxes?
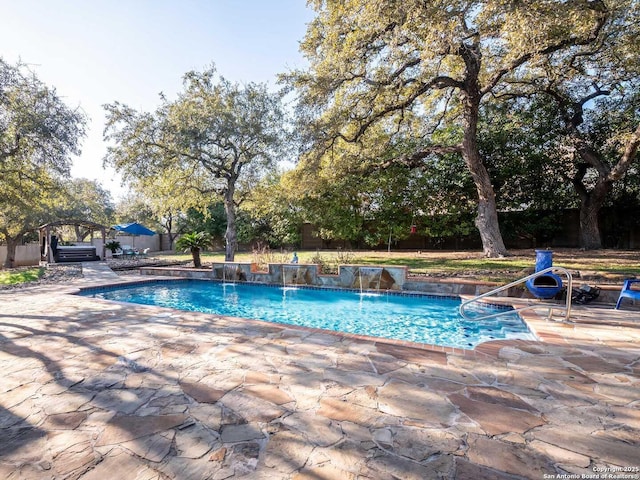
[338,75,463,145]
[363,58,422,87]
[379,144,463,170]
[480,1,608,96]
[608,123,640,181]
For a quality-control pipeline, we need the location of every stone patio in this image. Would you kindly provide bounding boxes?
[0,265,639,479]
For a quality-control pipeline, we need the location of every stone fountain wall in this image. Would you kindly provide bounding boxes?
[139,262,511,297]
[142,263,406,291]
[282,264,316,286]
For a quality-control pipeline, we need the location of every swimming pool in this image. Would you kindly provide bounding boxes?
[80,280,535,349]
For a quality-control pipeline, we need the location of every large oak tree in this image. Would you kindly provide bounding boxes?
[288,0,609,257]
[104,66,287,261]
[0,59,86,267]
[538,88,640,250]
[496,0,640,248]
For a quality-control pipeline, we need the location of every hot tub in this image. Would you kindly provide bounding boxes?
[55,245,100,262]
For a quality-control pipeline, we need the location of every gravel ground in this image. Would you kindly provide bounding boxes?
[106,257,187,270]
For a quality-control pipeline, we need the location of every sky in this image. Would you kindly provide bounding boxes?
[0,0,314,200]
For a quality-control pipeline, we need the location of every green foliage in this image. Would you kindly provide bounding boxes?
[183,203,227,240]
[477,77,640,248]
[286,0,618,256]
[104,64,288,261]
[0,268,44,285]
[114,192,159,228]
[280,138,478,247]
[484,0,640,249]
[243,171,303,247]
[422,212,477,240]
[105,240,121,253]
[0,59,87,267]
[478,98,572,211]
[499,210,564,247]
[175,231,212,268]
[0,58,87,176]
[55,178,116,240]
[175,231,212,252]
[122,173,189,247]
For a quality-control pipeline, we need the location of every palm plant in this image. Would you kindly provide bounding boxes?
[105,240,121,254]
[175,232,212,268]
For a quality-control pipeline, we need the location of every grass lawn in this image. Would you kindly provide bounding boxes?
[0,267,45,285]
[154,248,640,283]
[5,249,636,287]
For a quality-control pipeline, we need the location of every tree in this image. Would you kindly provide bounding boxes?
[0,169,65,268]
[175,231,212,268]
[56,178,115,240]
[114,192,158,227]
[126,172,192,250]
[481,89,640,249]
[0,58,86,267]
[242,171,304,247]
[288,0,609,257]
[542,91,640,249]
[500,0,640,249]
[104,65,287,261]
[183,202,228,243]
[1,58,85,178]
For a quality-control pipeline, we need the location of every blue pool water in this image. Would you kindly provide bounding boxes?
[80,280,534,349]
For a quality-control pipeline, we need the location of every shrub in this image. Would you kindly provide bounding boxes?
[105,240,121,253]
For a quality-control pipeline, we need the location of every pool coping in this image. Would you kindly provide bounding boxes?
[73,276,547,357]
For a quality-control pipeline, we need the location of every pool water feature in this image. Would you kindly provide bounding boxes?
[358,267,383,292]
[282,264,310,288]
[80,280,535,349]
[222,264,241,284]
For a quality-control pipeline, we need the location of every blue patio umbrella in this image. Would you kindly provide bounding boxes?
[111,222,155,249]
[112,222,155,236]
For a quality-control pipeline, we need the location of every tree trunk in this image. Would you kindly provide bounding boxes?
[163,214,178,250]
[191,247,202,268]
[578,180,610,249]
[223,182,237,262]
[74,226,89,242]
[474,193,508,257]
[3,236,19,269]
[572,124,640,249]
[579,201,602,249]
[461,86,508,258]
[169,233,178,251]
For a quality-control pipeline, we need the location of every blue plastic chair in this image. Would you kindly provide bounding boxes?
[615,279,640,310]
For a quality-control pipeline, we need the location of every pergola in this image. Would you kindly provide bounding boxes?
[38,220,108,263]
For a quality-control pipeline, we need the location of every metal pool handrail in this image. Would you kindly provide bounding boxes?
[459,266,573,322]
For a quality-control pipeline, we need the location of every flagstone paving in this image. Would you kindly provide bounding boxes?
[0,269,639,479]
